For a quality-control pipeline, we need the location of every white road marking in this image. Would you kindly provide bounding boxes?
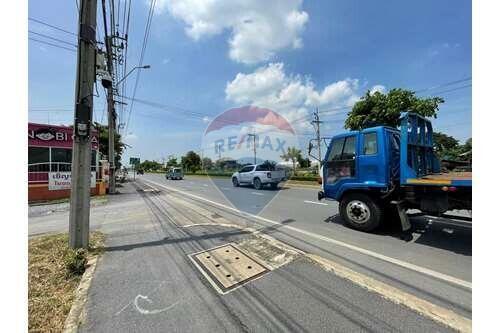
[133,295,179,315]
[304,200,328,206]
[203,184,209,187]
[251,192,264,196]
[221,187,231,190]
[142,178,472,290]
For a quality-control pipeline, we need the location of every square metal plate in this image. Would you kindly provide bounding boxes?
[190,244,269,293]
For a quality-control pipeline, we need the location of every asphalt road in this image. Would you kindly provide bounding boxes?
[83,181,456,332]
[140,173,472,319]
[27,174,472,331]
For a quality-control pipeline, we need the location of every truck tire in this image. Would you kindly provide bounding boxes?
[232,177,239,187]
[253,178,262,190]
[270,183,278,190]
[339,193,382,232]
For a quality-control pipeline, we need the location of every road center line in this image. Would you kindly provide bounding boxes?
[251,192,264,196]
[141,178,471,290]
[304,200,328,206]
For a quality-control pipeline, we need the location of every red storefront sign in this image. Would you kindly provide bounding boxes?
[28,123,99,149]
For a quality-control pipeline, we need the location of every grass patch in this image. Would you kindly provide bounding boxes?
[28,232,104,332]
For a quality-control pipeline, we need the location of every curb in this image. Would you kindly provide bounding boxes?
[283,181,320,189]
[62,254,100,333]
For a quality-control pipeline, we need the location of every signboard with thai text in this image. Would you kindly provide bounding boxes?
[48,172,96,190]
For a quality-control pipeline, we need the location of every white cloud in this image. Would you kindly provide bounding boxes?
[124,133,138,141]
[156,0,309,64]
[369,84,386,95]
[202,116,211,123]
[225,63,364,130]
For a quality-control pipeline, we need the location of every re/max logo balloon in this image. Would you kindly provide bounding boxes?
[213,134,287,155]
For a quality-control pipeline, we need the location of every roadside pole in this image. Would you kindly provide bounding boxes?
[248,131,257,164]
[311,108,323,175]
[69,0,97,249]
[105,35,116,194]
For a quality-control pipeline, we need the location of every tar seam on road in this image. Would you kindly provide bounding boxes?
[142,178,472,290]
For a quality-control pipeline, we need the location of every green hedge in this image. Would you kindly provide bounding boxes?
[145,170,318,181]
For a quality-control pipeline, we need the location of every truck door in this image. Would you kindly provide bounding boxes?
[239,165,254,183]
[357,131,383,184]
[323,135,357,199]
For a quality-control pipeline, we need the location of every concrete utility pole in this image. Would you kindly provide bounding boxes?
[105,35,116,194]
[311,108,323,175]
[248,132,257,164]
[69,0,97,249]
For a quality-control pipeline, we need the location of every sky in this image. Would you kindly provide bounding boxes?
[28,0,472,165]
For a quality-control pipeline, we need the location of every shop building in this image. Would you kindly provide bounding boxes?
[28,123,106,202]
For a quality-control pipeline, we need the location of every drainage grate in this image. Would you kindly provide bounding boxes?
[190,244,269,294]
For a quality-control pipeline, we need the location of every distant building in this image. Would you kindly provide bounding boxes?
[28,123,105,202]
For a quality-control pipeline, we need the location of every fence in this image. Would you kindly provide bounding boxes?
[28,162,98,184]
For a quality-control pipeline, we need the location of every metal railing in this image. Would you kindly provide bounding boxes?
[28,162,98,183]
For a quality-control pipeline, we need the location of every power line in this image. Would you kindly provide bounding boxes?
[124,0,156,135]
[414,77,471,93]
[29,37,77,52]
[28,30,77,47]
[430,84,472,96]
[28,17,78,36]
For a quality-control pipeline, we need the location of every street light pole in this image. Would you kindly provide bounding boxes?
[116,65,150,86]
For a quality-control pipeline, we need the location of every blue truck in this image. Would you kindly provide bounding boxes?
[317,113,472,234]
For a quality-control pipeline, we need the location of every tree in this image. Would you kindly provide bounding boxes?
[202,157,213,170]
[166,157,178,167]
[139,160,162,171]
[280,147,302,174]
[297,155,311,168]
[345,89,444,130]
[458,138,472,161]
[87,123,126,168]
[181,151,202,173]
[433,132,460,160]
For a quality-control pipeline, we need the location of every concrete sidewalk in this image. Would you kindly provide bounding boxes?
[54,181,457,332]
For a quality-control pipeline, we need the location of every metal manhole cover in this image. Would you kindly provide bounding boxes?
[190,244,269,294]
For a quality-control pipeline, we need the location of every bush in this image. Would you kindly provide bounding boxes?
[64,248,88,277]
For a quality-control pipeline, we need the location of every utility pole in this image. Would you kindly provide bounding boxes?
[102,0,116,194]
[69,0,97,249]
[106,36,116,194]
[311,108,323,175]
[248,131,257,164]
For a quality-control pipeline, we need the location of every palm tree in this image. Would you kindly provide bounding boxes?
[280,147,302,175]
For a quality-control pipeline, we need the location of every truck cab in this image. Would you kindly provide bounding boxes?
[318,113,471,233]
[321,126,400,202]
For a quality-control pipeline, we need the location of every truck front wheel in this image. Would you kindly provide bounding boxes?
[232,177,239,187]
[339,193,382,232]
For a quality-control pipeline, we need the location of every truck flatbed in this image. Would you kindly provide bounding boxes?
[405,172,472,187]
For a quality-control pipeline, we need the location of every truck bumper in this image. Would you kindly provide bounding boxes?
[318,190,325,201]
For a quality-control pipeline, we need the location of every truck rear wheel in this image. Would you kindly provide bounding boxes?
[340,193,382,232]
[253,178,262,190]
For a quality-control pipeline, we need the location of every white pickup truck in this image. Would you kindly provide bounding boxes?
[231,163,286,190]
